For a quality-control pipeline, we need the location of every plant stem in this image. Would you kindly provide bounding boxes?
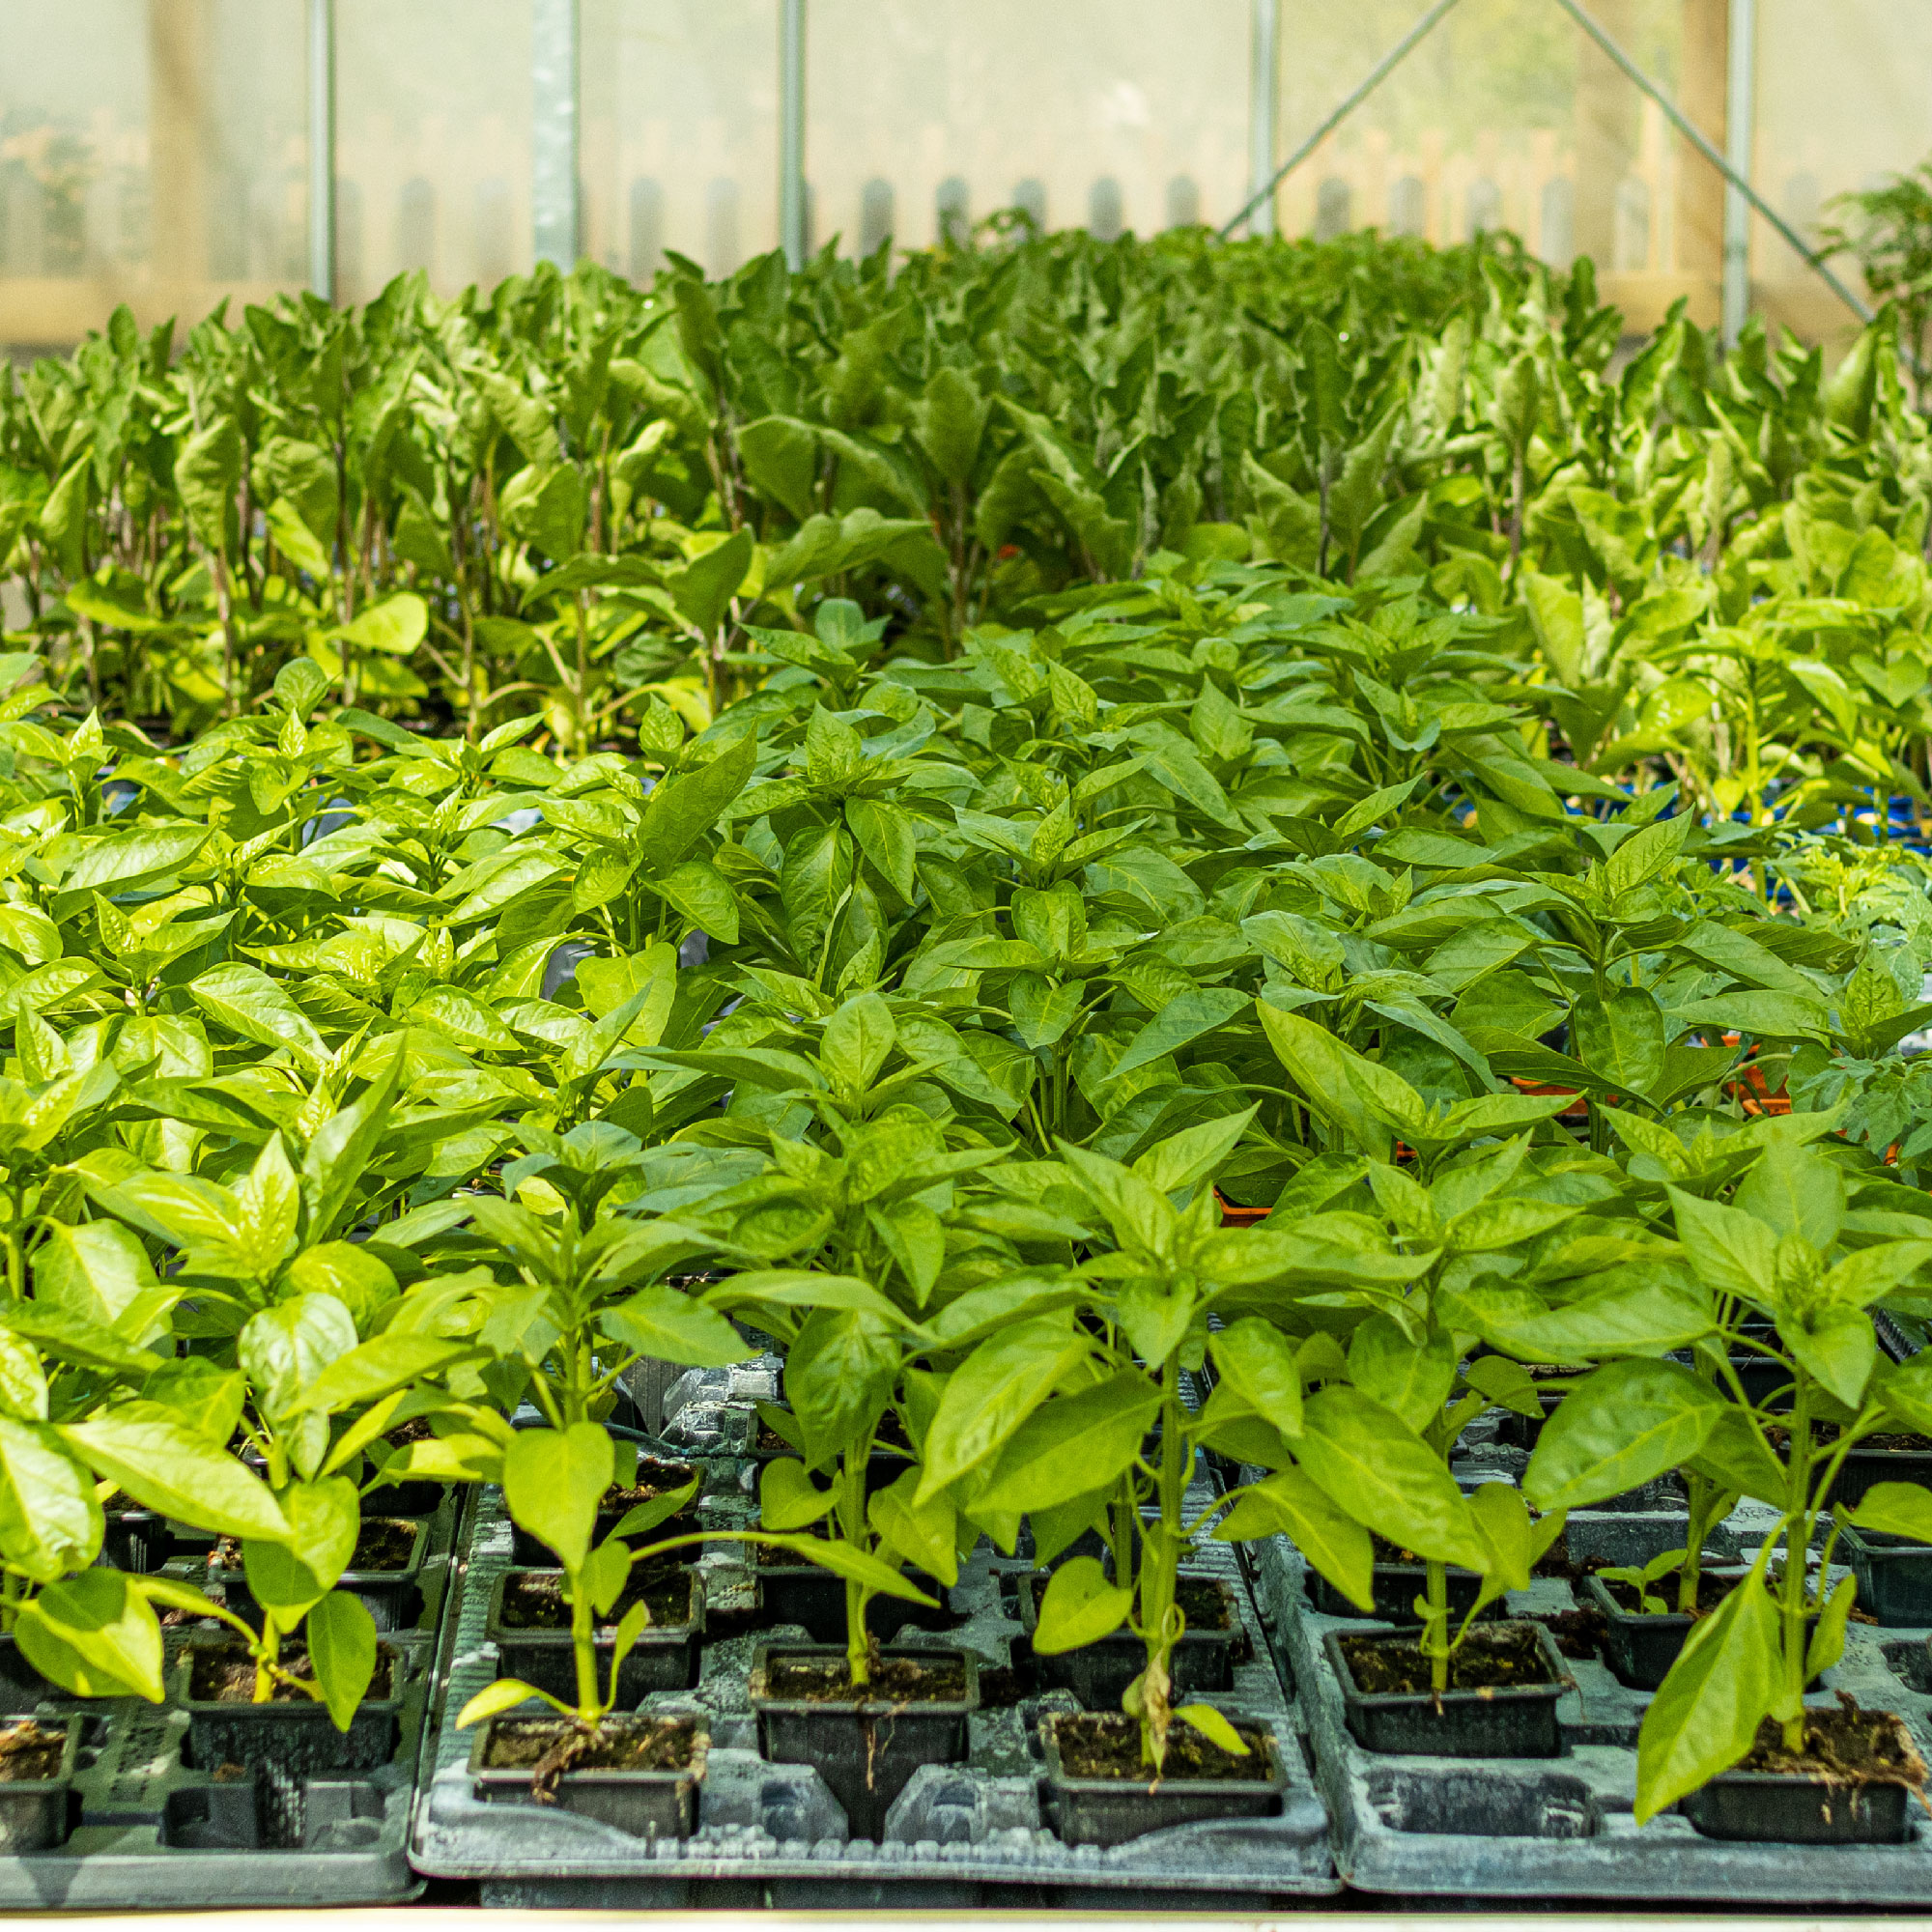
[1426,1558,1449,1694]
[1780,1380,1811,1753]
[838,1448,870,1692]
[569,1563,600,1720]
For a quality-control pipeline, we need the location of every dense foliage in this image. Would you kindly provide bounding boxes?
[6,226,1932,1806]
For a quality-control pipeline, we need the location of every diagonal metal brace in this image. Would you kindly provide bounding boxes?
[1549,0,1872,325]
[1218,0,1468,242]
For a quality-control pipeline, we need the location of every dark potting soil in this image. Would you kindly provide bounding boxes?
[483,1715,697,1799]
[213,1519,415,1573]
[1054,1711,1270,1784]
[0,1721,63,1782]
[604,1463,699,1518]
[1602,1571,1738,1617]
[497,1566,691,1632]
[1023,1570,1230,1632]
[384,1418,437,1447]
[1531,1605,1608,1660]
[1731,1694,1927,1787]
[188,1643,396,1704]
[1339,1623,1556,1695]
[762,1653,967,1705]
[1768,1425,1932,1455]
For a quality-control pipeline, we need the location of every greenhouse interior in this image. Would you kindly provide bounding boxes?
[11,0,1932,1921]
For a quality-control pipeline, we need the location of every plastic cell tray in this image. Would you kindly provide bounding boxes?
[0,1486,458,1907]
[409,1451,1339,1909]
[1255,1487,1932,1903]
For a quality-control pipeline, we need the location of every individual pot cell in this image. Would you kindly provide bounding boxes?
[99,1496,182,1574]
[211,1518,427,1634]
[0,1638,50,1708]
[1323,1622,1569,1758]
[0,1719,75,1853]
[469,1713,706,1841]
[1304,1544,1489,1628]
[1678,1705,1925,1844]
[487,1565,703,1703]
[176,1638,405,1776]
[1583,1572,1818,1690]
[1828,1436,1932,1512]
[1017,1571,1243,1708]
[1841,1523,1932,1627]
[1037,1710,1287,1849]
[509,1460,701,1568]
[753,1542,950,1644]
[750,1643,978,1841]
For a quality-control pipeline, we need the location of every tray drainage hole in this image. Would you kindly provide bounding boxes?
[1368,1767,1601,1839]
[1882,1640,1932,1693]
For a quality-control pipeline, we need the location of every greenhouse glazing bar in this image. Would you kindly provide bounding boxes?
[1249,0,1280,240]
[1548,0,1872,326]
[531,0,580,269]
[305,0,333,301]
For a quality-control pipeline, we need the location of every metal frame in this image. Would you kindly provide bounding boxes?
[305,0,333,301]
[531,0,580,270]
[780,0,808,269]
[1216,0,1869,333]
[284,0,1865,335]
[1721,0,1759,345]
[1248,0,1280,239]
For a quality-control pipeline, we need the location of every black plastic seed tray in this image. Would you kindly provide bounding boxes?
[0,1484,458,1906]
[1254,1492,1932,1902]
[409,1458,1338,1908]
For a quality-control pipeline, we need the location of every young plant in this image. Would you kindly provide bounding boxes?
[453,1419,926,1741]
[1520,1136,1932,1819]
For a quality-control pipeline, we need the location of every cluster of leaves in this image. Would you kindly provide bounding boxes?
[1,528,1930,1803]
[10,218,1932,861]
[9,213,1932,1798]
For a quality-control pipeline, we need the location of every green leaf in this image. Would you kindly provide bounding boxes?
[598,1286,746,1368]
[61,1413,290,1542]
[343,593,428,657]
[1208,1319,1307,1438]
[458,1677,566,1726]
[1847,1480,1932,1545]
[0,1417,99,1581]
[305,1589,379,1730]
[977,1372,1161,1512]
[1214,1467,1373,1610]
[1344,1315,1454,1432]
[1295,1387,1483,1567]
[1634,1564,1781,1823]
[759,1457,834,1530]
[1570,985,1665,1099]
[14,1569,164,1702]
[758,1531,936,1605]
[917,1316,1094,1501]
[1108,988,1251,1083]
[1175,1704,1250,1755]
[1031,1554,1133,1653]
[188,963,328,1073]
[1524,1359,1726,1510]
[242,1476,360,1616]
[867,1465,960,1586]
[501,1423,614,1572]
[667,529,753,635]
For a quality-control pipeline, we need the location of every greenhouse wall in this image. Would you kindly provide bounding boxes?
[0,0,1917,353]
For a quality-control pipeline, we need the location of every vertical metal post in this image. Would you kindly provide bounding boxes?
[532,0,580,269]
[1720,0,1755,346]
[306,0,334,300]
[780,0,807,269]
[1248,0,1279,238]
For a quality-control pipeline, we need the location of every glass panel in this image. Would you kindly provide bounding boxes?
[1274,0,1729,335]
[1752,0,1932,351]
[581,0,780,283]
[334,0,531,302]
[0,0,305,352]
[804,0,1250,255]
